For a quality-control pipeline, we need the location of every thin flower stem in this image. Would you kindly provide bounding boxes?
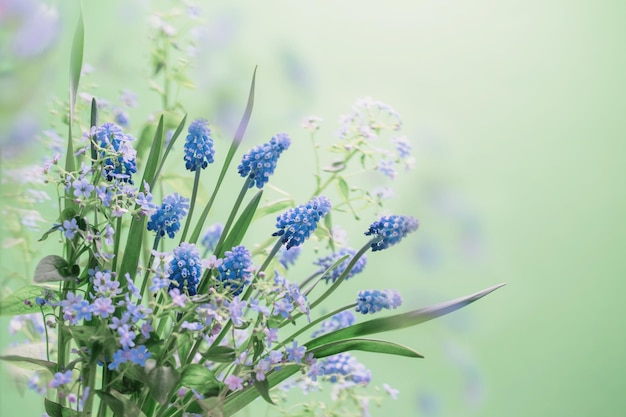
[211,176,253,258]
[111,216,123,272]
[139,236,161,301]
[179,169,202,243]
[276,303,357,350]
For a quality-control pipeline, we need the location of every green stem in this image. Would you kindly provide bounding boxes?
[140,236,161,301]
[111,216,122,273]
[179,169,202,243]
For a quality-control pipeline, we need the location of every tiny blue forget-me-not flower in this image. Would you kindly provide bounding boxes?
[273,195,331,249]
[147,193,190,238]
[238,133,291,189]
[365,214,419,251]
[184,118,215,171]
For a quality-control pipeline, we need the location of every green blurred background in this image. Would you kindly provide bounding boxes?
[1,0,625,415]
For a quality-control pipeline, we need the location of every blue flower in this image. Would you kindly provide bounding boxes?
[285,341,306,364]
[72,177,94,199]
[49,370,73,388]
[278,245,301,269]
[392,136,412,159]
[95,122,137,183]
[314,247,367,283]
[273,196,331,249]
[355,289,402,314]
[147,193,190,238]
[365,215,419,251]
[317,353,371,384]
[60,218,79,239]
[168,243,202,296]
[238,133,291,189]
[184,119,215,171]
[217,245,252,296]
[311,310,356,338]
[201,222,223,253]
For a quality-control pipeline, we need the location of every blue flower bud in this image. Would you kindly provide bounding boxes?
[95,122,137,183]
[168,243,202,296]
[273,196,331,249]
[217,245,252,296]
[238,133,291,189]
[147,193,190,238]
[314,247,367,283]
[184,119,215,171]
[355,289,402,314]
[365,215,418,251]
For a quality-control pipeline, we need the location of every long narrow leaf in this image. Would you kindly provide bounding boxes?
[309,338,423,359]
[118,116,164,284]
[152,114,187,186]
[218,190,263,258]
[306,283,506,350]
[189,67,257,244]
[69,11,84,117]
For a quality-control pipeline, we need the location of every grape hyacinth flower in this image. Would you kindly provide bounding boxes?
[238,133,291,189]
[147,193,190,238]
[201,222,224,253]
[95,122,137,183]
[217,245,252,296]
[273,196,331,249]
[168,243,202,296]
[184,118,215,171]
[355,289,402,314]
[314,247,367,283]
[365,215,419,251]
[311,311,356,338]
[316,353,371,385]
[279,245,301,269]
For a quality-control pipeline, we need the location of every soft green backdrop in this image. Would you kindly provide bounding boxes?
[1,0,625,416]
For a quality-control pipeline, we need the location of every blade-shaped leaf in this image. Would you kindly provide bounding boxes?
[307,283,506,350]
[218,190,263,258]
[189,67,257,244]
[69,10,84,117]
[309,338,423,359]
[201,346,236,363]
[146,365,180,405]
[252,198,294,221]
[0,355,57,374]
[152,114,188,184]
[118,115,164,285]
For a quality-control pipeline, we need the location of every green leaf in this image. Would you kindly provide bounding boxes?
[152,114,187,184]
[181,364,221,393]
[146,365,180,405]
[336,176,350,201]
[0,355,57,374]
[307,283,506,350]
[218,190,263,258]
[201,346,236,363]
[253,378,275,405]
[33,255,74,283]
[252,198,294,221]
[0,285,55,316]
[189,67,257,244]
[310,338,423,359]
[45,398,78,417]
[96,390,147,417]
[69,10,84,117]
[197,396,225,417]
[118,115,164,286]
[90,98,98,161]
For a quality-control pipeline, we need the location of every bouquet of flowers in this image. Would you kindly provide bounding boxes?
[0,6,503,417]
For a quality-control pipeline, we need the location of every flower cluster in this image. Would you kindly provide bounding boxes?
[0,15,511,417]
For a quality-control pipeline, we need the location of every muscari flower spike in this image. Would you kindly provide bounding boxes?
[273,196,331,249]
[238,133,291,189]
[314,247,367,283]
[184,118,215,171]
[311,310,356,338]
[168,243,202,296]
[355,289,402,314]
[217,245,252,296]
[365,214,419,251]
[316,352,371,384]
[201,222,224,253]
[147,193,190,238]
[95,122,137,183]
